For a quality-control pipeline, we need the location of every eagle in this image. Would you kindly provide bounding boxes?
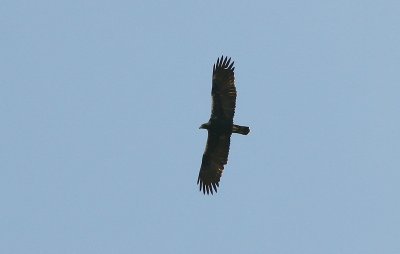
[197,56,250,195]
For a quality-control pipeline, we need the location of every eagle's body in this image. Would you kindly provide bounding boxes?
[197,56,250,195]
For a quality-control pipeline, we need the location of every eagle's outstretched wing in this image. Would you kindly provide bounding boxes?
[211,56,237,121]
[197,56,237,194]
[197,132,231,194]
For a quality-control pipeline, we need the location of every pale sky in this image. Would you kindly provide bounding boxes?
[1,0,400,253]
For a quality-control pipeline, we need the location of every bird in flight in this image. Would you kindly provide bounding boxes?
[197,56,250,195]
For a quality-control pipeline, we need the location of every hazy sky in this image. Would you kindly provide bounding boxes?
[1,0,399,253]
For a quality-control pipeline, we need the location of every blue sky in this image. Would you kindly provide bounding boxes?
[1,0,400,253]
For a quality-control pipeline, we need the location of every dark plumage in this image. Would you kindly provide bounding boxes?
[197,56,250,195]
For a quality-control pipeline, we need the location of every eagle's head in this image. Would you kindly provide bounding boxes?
[199,122,210,130]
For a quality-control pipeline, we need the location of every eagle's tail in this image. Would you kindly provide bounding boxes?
[232,125,250,135]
